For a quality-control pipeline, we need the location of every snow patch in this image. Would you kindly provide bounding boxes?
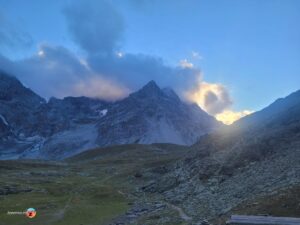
[101,109,108,116]
[0,114,8,126]
[97,109,108,117]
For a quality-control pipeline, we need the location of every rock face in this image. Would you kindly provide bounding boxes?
[0,71,111,159]
[0,71,45,137]
[96,81,220,146]
[0,73,221,159]
[141,89,300,221]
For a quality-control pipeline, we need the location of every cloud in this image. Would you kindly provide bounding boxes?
[184,80,253,124]
[0,44,129,100]
[215,110,254,125]
[0,45,254,124]
[0,54,15,73]
[185,81,233,115]
[191,51,203,60]
[17,45,89,98]
[179,59,194,69]
[88,52,194,90]
[0,13,33,53]
[0,0,252,122]
[63,0,124,55]
[61,0,206,98]
[71,76,130,100]
[0,40,202,101]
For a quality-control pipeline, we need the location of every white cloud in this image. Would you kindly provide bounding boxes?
[191,51,203,60]
[179,59,194,69]
[185,81,232,115]
[185,80,253,124]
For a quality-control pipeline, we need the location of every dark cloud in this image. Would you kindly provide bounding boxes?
[87,52,201,91]
[62,0,201,93]
[0,43,201,101]
[18,45,88,97]
[63,0,124,55]
[14,45,129,99]
[0,45,129,100]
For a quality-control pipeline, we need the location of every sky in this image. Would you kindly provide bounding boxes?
[0,0,299,124]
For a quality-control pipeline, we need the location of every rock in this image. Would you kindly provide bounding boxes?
[0,186,33,195]
[134,172,143,178]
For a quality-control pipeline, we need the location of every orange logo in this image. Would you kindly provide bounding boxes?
[26,208,36,218]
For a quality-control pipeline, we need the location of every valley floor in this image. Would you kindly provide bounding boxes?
[0,144,190,225]
[1,144,300,225]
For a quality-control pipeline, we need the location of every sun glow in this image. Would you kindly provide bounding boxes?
[185,81,253,125]
[216,110,254,125]
[116,51,124,58]
[185,81,232,115]
[38,50,44,57]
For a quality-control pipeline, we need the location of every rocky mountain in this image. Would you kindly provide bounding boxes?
[96,81,220,146]
[234,89,300,131]
[140,89,300,222]
[0,72,221,159]
[1,71,299,224]
[0,71,111,159]
[0,71,45,138]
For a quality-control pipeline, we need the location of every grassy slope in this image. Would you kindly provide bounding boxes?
[0,144,188,225]
[0,160,128,225]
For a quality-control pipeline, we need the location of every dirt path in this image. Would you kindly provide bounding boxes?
[46,195,72,224]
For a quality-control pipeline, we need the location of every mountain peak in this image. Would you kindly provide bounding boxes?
[0,71,45,104]
[142,80,160,90]
[132,80,162,98]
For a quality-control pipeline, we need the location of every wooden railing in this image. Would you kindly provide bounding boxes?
[226,215,300,225]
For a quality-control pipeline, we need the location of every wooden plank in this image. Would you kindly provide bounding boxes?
[231,215,300,222]
[227,215,300,225]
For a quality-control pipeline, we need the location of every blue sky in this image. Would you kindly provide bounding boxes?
[0,0,299,123]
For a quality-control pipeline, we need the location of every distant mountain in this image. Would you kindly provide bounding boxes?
[235,89,300,130]
[0,73,221,159]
